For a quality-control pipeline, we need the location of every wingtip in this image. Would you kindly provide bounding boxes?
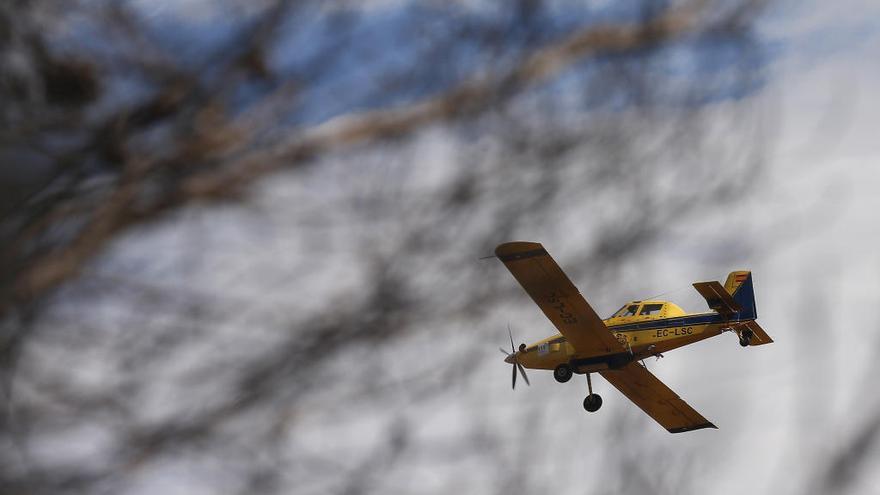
[495,241,542,254]
[667,422,717,434]
[494,242,547,262]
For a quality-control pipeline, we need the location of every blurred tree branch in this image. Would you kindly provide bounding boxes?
[1,0,716,317]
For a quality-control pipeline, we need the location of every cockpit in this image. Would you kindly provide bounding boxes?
[607,300,686,322]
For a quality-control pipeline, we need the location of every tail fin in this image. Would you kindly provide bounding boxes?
[725,271,757,320]
[723,271,749,295]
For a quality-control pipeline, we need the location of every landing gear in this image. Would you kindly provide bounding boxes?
[583,394,603,412]
[739,328,753,347]
[553,364,573,383]
[582,373,602,412]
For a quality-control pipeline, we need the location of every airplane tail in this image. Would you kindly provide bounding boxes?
[696,271,772,345]
[724,271,757,320]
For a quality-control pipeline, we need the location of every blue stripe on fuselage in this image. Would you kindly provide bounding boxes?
[607,312,750,332]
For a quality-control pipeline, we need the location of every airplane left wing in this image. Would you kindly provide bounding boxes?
[495,242,624,356]
[600,363,716,433]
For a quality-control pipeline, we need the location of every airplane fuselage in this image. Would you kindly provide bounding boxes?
[513,303,754,374]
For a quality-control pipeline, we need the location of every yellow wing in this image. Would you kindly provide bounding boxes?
[495,242,623,357]
[600,363,716,433]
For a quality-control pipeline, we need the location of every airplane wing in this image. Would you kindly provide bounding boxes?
[600,362,716,433]
[495,242,624,356]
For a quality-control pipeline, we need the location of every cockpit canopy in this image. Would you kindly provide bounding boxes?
[608,300,686,320]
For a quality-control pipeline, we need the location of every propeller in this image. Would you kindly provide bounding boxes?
[500,324,530,389]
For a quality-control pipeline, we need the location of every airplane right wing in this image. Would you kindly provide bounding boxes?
[600,362,716,433]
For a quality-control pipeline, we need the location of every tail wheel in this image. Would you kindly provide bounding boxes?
[583,394,603,412]
[553,364,573,383]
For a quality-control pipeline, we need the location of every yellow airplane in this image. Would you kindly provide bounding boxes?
[496,241,773,433]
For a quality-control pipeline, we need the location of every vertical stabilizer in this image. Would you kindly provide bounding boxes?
[727,271,757,320]
[723,271,750,295]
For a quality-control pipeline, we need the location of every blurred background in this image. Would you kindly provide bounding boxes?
[1,0,879,494]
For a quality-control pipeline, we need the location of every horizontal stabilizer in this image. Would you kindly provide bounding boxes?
[693,281,742,316]
[739,320,773,346]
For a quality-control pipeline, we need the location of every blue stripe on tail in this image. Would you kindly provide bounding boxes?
[732,273,757,320]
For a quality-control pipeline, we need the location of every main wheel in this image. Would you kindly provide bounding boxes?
[739,334,752,347]
[583,394,603,412]
[553,364,573,383]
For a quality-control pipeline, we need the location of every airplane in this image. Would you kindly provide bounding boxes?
[495,241,773,433]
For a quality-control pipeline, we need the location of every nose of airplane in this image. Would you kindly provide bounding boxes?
[504,353,515,364]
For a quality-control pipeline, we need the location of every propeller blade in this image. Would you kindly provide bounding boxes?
[499,347,511,356]
[516,362,531,386]
[511,362,517,389]
[505,324,524,389]
[508,323,515,353]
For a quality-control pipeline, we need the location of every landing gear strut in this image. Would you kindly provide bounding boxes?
[582,373,602,412]
[553,364,573,383]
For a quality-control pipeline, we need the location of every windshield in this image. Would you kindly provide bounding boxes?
[613,304,640,318]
